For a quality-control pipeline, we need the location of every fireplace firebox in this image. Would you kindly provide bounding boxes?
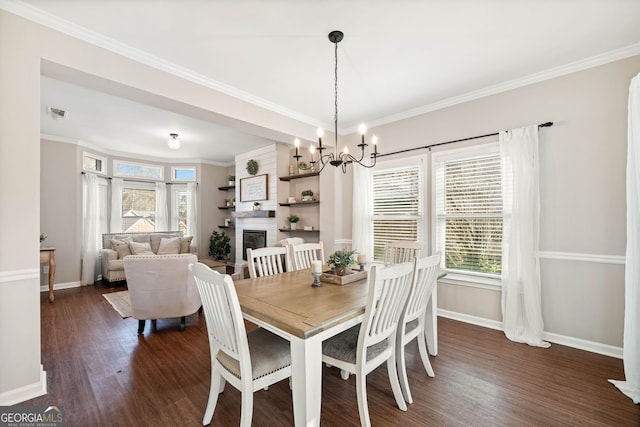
[242,230,267,260]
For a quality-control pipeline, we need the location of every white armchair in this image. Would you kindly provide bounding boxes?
[123,253,201,334]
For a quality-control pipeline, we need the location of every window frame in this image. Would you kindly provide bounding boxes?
[170,183,188,233]
[82,151,107,175]
[171,166,196,182]
[113,159,164,180]
[120,180,157,233]
[431,142,503,289]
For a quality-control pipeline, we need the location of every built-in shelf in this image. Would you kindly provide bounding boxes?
[232,210,276,218]
[279,228,319,233]
[218,206,235,210]
[218,225,231,229]
[218,185,236,191]
[278,171,320,182]
[279,200,319,207]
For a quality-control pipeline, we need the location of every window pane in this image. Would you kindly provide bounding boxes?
[122,188,156,232]
[445,218,502,274]
[177,191,187,233]
[173,168,196,181]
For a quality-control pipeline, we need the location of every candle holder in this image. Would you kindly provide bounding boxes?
[358,262,366,271]
[311,272,322,287]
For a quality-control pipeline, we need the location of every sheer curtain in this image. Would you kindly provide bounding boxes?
[186,182,198,246]
[81,173,100,285]
[155,182,168,231]
[110,178,123,233]
[352,166,373,260]
[500,125,549,348]
[609,72,640,404]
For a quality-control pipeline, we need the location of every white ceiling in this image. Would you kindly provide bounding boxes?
[6,0,640,163]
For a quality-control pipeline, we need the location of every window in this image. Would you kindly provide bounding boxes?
[171,166,196,181]
[371,162,423,261]
[121,182,156,232]
[171,185,188,233]
[113,160,163,180]
[83,152,106,174]
[433,143,502,283]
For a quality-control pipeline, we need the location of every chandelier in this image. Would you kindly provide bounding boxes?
[167,133,181,150]
[294,30,379,174]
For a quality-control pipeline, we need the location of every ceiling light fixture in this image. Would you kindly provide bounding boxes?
[294,30,379,174]
[168,133,181,150]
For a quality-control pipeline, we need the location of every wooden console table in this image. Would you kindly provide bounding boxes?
[40,248,56,302]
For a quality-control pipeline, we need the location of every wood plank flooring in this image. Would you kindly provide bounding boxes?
[22,282,640,426]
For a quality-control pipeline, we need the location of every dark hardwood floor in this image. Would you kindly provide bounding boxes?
[22,282,639,426]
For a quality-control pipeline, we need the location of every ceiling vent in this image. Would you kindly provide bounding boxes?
[48,107,68,119]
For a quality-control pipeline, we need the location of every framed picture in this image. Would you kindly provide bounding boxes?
[240,174,268,202]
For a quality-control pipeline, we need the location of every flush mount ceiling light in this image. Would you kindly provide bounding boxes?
[294,30,379,174]
[168,133,181,150]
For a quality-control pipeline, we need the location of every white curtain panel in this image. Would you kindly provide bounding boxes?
[81,173,100,285]
[109,177,123,233]
[186,182,198,246]
[352,165,373,261]
[155,182,168,231]
[609,72,640,404]
[500,125,549,348]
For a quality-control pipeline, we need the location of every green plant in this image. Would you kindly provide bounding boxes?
[301,190,314,197]
[40,233,47,243]
[287,214,300,223]
[246,159,259,175]
[298,161,308,169]
[228,175,236,182]
[327,249,357,270]
[208,231,231,260]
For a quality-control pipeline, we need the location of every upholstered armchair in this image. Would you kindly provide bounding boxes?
[123,253,201,334]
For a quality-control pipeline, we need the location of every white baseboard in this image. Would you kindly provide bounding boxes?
[39,281,82,293]
[0,365,47,405]
[438,309,623,359]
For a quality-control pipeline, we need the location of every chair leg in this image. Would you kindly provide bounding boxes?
[239,387,254,427]
[340,369,350,380]
[397,341,413,404]
[356,373,371,427]
[387,356,407,412]
[203,364,222,425]
[180,316,186,331]
[417,333,435,377]
[137,320,145,335]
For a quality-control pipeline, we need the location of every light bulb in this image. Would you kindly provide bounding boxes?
[358,123,367,135]
[168,133,181,150]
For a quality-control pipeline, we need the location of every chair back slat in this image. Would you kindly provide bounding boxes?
[404,254,441,323]
[289,242,325,271]
[247,246,288,278]
[384,240,423,265]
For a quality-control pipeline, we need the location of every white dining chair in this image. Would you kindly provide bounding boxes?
[190,262,292,427]
[288,241,325,271]
[322,262,413,427]
[246,246,289,278]
[383,240,423,265]
[396,253,441,404]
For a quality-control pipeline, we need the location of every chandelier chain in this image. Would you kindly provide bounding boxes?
[334,39,339,156]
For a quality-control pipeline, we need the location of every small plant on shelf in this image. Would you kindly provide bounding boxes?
[209,231,231,260]
[328,249,357,276]
[253,201,261,211]
[301,189,314,201]
[40,233,47,243]
[228,175,236,186]
[287,214,300,230]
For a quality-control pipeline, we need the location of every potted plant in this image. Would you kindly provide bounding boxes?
[228,175,236,186]
[328,249,357,276]
[301,189,314,202]
[253,201,261,211]
[209,231,231,260]
[40,233,47,247]
[287,214,300,230]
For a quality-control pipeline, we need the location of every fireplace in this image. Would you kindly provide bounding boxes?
[242,230,267,260]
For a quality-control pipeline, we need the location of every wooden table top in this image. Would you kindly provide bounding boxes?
[234,268,369,339]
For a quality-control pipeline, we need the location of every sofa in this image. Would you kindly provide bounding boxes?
[101,231,197,283]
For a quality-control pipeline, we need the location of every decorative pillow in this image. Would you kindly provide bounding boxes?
[150,233,177,254]
[131,234,151,245]
[115,243,132,259]
[110,237,132,250]
[129,241,155,255]
[180,236,194,254]
[157,237,181,255]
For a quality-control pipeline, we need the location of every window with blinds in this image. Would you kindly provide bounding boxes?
[372,166,422,261]
[122,185,156,233]
[435,149,502,276]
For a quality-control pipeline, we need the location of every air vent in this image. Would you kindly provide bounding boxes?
[48,107,67,119]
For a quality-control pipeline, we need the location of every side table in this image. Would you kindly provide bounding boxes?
[40,247,56,302]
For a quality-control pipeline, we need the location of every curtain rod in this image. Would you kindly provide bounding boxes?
[377,121,553,158]
[80,172,197,185]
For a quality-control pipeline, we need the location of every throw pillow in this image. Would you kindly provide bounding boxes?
[180,236,194,254]
[110,237,132,250]
[129,241,155,255]
[157,237,181,255]
[150,233,176,253]
[131,234,151,245]
[114,243,132,259]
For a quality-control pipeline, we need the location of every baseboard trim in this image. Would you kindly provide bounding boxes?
[39,281,82,293]
[0,365,47,405]
[438,309,623,359]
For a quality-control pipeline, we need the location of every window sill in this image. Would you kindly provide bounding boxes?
[438,271,502,291]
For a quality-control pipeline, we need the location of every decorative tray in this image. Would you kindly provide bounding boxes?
[320,269,367,285]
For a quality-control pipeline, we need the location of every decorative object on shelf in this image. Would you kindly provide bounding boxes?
[327,249,357,276]
[228,175,236,186]
[224,218,231,227]
[287,214,300,230]
[288,196,297,203]
[292,31,380,174]
[301,190,314,201]
[208,231,231,260]
[303,226,314,231]
[225,199,232,207]
[167,133,181,150]
[40,233,47,243]
[240,174,268,202]
[246,159,259,176]
[253,201,261,211]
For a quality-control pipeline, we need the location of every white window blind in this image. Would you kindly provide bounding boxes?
[122,183,156,233]
[435,151,502,276]
[372,166,422,261]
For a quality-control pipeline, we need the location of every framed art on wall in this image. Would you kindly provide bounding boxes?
[240,174,268,202]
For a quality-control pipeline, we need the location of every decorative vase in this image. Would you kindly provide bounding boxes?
[290,222,297,230]
[335,266,352,276]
